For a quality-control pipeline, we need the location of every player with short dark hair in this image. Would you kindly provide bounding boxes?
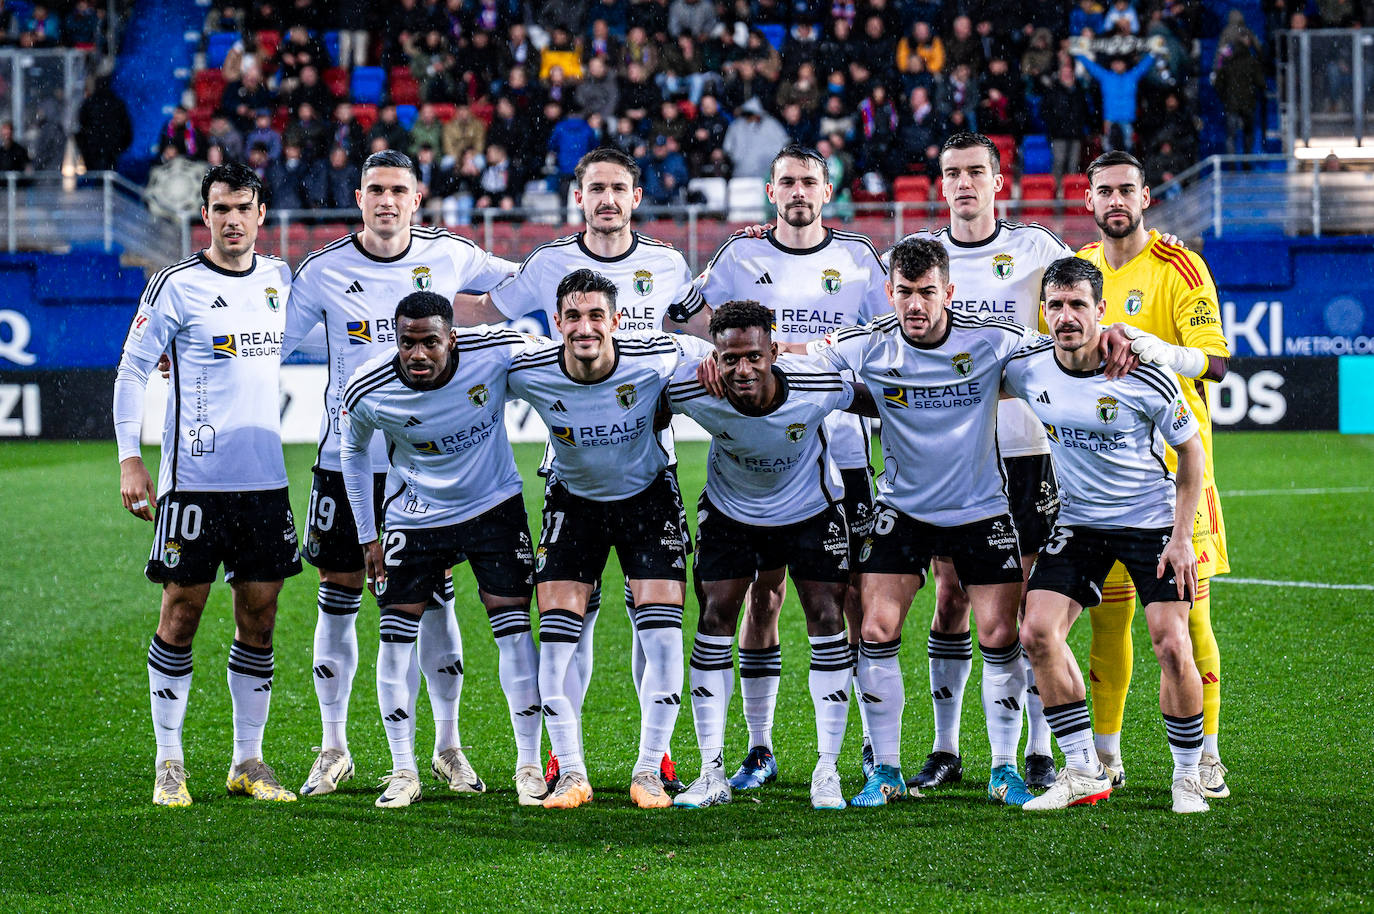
[1005,256,1210,814]
[284,149,522,799]
[1077,150,1232,798]
[339,290,543,808]
[666,300,878,810]
[691,142,891,791]
[503,268,709,810]
[890,131,1074,794]
[116,161,300,807]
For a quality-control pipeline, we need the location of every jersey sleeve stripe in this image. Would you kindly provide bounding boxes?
[292,235,353,278]
[1005,341,1055,363]
[343,365,398,410]
[1151,246,1203,289]
[140,256,200,308]
[1005,220,1073,251]
[701,231,749,274]
[1078,241,1102,255]
[669,388,710,402]
[513,234,579,271]
[832,230,889,272]
[1134,363,1183,400]
[509,355,563,372]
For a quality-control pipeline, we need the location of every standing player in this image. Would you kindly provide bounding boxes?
[691,144,890,789]
[505,269,699,810]
[286,150,521,798]
[1076,151,1231,797]
[1006,256,1210,814]
[115,162,300,807]
[339,292,543,807]
[666,300,876,811]
[454,147,708,792]
[893,133,1072,792]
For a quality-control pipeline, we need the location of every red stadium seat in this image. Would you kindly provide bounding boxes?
[257,29,282,62]
[1019,174,1057,219]
[272,105,290,133]
[433,103,457,123]
[352,103,377,132]
[189,105,214,132]
[893,175,931,202]
[986,133,1016,175]
[389,70,421,107]
[1061,173,1090,203]
[193,69,225,109]
[323,67,349,100]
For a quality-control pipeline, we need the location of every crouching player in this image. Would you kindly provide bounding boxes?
[666,300,877,810]
[1004,257,1210,814]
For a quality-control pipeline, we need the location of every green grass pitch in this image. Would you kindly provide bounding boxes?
[1,432,1372,912]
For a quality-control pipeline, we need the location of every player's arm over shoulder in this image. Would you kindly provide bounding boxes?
[1163,243,1229,381]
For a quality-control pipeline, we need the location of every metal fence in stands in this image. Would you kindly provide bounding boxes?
[0,49,93,139]
[1276,28,1374,152]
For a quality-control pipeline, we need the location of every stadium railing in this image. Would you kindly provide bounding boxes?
[0,170,183,263]
[1276,28,1374,154]
[0,49,94,140]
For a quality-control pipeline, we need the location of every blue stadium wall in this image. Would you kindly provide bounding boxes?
[0,241,1372,440]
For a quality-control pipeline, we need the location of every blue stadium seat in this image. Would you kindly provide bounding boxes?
[395,104,418,129]
[322,30,340,67]
[205,32,238,70]
[1021,134,1052,174]
[759,24,786,52]
[351,66,386,104]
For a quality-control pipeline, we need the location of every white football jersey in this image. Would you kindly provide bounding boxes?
[667,355,853,526]
[507,332,708,501]
[338,326,537,541]
[1003,345,1199,529]
[285,227,517,473]
[117,252,292,494]
[892,220,1072,458]
[694,227,889,470]
[811,311,1042,526]
[490,231,704,334]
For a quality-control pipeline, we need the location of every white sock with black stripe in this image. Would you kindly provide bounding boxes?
[980,640,1028,769]
[739,645,781,752]
[488,605,541,768]
[1023,647,1053,758]
[377,609,421,774]
[148,634,192,767]
[809,633,851,769]
[227,640,274,767]
[419,577,463,755]
[571,582,601,715]
[1164,711,1204,780]
[857,638,904,768]
[688,632,733,772]
[1044,699,1097,772]
[538,609,586,776]
[929,629,973,756]
[313,581,361,753]
[625,579,646,696]
[633,603,684,773]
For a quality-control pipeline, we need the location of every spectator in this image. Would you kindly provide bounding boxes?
[18,3,59,47]
[818,134,850,213]
[856,82,898,173]
[413,142,443,202]
[245,109,283,162]
[818,93,856,142]
[538,0,587,33]
[1040,61,1091,188]
[781,22,821,76]
[207,113,246,162]
[643,134,688,204]
[1073,46,1158,152]
[409,102,445,155]
[476,142,518,208]
[815,18,856,80]
[64,0,101,50]
[0,120,29,171]
[441,103,487,166]
[696,145,731,179]
[324,144,360,208]
[1143,138,1188,186]
[779,102,817,147]
[160,106,205,160]
[622,25,658,72]
[540,27,584,80]
[723,96,789,178]
[587,0,629,37]
[442,147,485,224]
[276,23,329,86]
[620,60,663,123]
[1021,27,1056,82]
[463,30,503,90]
[1213,35,1265,156]
[367,104,412,154]
[650,99,690,144]
[611,115,641,154]
[290,101,334,161]
[944,15,984,73]
[76,75,132,171]
[265,141,327,209]
[938,63,980,129]
[330,102,368,163]
[979,58,1025,134]
[286,65,337,119]
[974,17,1015,64]
[145,144,203,218]
[722,58,774,113]
[628,0,669,38]
[336,0,371,68]
[668,0,715,39]
[776,62,820,115]
[549,104,599,196]
[893,85,942,178]
[1101,0,1139,35]
[1070,0,1104,36]
[858,15,897,80]
[575,55,620,121]
[1149,91,1197,161]
[222,67,274,133]
[469,0,508,34]
[584,18,621,62]
[897,20,943,75]
[659,33,717,104]
[898,48,937,100]
[486,96,523,162]
[502,22,539,74]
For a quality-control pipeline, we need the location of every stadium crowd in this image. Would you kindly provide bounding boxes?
[148,0,1305,216]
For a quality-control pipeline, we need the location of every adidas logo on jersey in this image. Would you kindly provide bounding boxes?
[717,430,734,440]
[550,400,568,413]
[404,416,422,427]
[881,368,902,378]
[755,272,774,285]
[210,295,228,309]
[1036,390,1051,404]
[345,280,364,294]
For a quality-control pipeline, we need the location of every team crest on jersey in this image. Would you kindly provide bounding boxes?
[616,383,637,409]
[468,384,489,407]
[535,546,547,572]
[786,423,807,442]
[633,269,654,295]
[821,269,842,295]
[993,253,1014,279]
[412,266,433,291]
[1096,396,1119,423]
[346,321,372,344]
[212,334,237,359]
[162,541,182,568]
[1125,288,1144,316]
[265,287,281,311]
[951,352,973,377]
[552,425,576,446]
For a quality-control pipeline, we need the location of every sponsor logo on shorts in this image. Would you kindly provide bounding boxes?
[633,269,653,295]
[822,269,842,295]
[993,253,1014,279]
[412,266,432,291]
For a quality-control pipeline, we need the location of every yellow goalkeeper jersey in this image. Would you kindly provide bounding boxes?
[1078,230,1231,575]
